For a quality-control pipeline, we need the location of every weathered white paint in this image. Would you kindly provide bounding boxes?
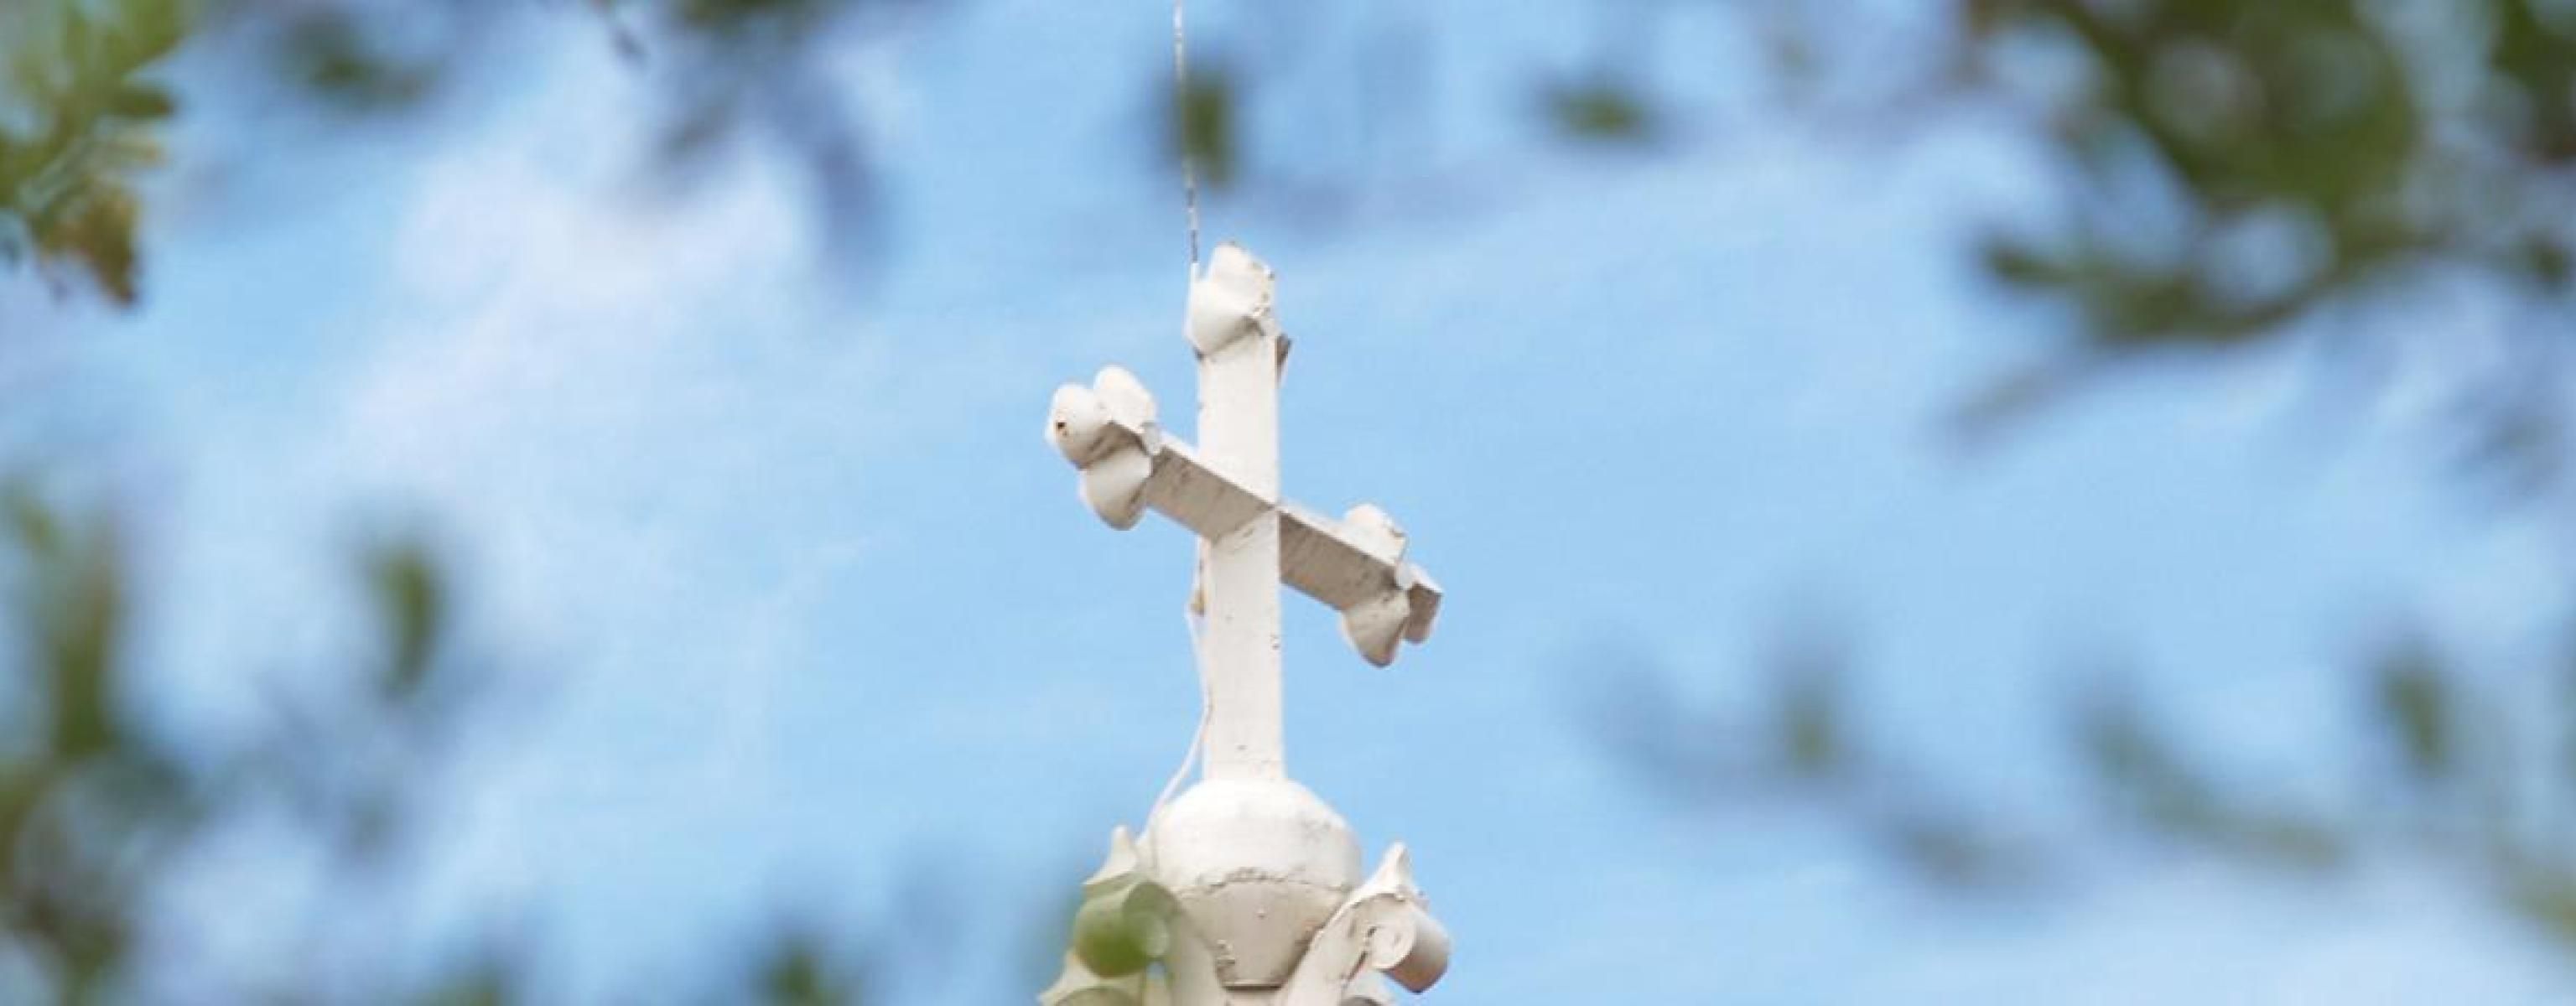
[1277,845,1450,1004]
[1190,252,1287,779]
[1147,777,1359,984]
[1042,244,1449,1003]
[1044,392,1442,660]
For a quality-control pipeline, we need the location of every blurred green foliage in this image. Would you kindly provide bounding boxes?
[1172,63,1238,192]
[2373,635,2456,784]
[754,933,870,1006]
[13,0,2576,986]
[0,484,184,1002]
[1539,1,2576,360]
[1911,1,2576,471]
[1599,623,2576,954]
[267,6,445,112]
[1965,0,2435,346]
[677,0,849,36]
[1537,0,2576,969]
[0,480,875,1003]
[2,0,943,307]
[2070,677,2346,870]
[1540,77,1654,143]
[1504,3,2576,478]
[641,0,942,269]
[0,479,510,999]
[0,0,188,304]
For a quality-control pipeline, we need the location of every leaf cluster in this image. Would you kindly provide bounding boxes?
[0,481,880,1003]
[1597,625,2576,954]
[0,0,188,305]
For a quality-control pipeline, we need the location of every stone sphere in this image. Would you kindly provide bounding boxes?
[1147,777,1362,988]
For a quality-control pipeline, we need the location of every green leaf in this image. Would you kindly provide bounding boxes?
[104,0,190,66]
[366,543,448,702]
[1172,65,1239,191]
[53,185,143,305]
[105,83,174,121]
[2372,638,2454,785]
[1542,80,1653,143]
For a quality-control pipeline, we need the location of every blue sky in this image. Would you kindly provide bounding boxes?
[3,1,2572,1002]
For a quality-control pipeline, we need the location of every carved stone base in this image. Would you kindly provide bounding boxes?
[1041,826,1449,1006]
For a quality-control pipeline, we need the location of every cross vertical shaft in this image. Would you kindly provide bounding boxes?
[1196,323,1285,780]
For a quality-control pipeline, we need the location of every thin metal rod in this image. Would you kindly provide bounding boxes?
[1173,0,1202,273]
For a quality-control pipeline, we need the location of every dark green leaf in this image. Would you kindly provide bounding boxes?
[104,83,174,121]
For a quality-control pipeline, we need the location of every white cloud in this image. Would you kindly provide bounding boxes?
[301,44,921,968]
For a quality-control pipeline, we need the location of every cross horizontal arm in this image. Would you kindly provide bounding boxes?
[1140,437,1441,666]
[1137,437,1269,542]
[1046,368,1441,666]
[1279,502,1441,665]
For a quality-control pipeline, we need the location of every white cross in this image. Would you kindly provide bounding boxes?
[1046,242,1442,782]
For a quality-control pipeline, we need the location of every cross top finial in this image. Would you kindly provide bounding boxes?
[1185,242,1279,358]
